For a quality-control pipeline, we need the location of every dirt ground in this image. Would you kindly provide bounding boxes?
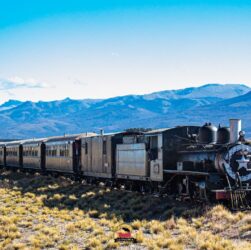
[0,169,250,249]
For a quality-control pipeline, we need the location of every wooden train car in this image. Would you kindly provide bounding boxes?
[44,133,95,174]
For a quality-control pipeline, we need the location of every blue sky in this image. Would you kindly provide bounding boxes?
[0,0,251,103]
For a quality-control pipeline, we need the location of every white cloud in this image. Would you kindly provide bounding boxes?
[0,76,47,90]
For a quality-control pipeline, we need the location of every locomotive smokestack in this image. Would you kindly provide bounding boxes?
[100,129,104,136]
[230,119,241,143]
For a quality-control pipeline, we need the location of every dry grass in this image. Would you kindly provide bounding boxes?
[0,169,250,249]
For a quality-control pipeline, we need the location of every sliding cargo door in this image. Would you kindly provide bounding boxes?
[90,137,103,172]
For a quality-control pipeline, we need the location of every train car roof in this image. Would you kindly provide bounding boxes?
[5,140,24,146]
[81,131,144,138]
[3,133,97,146]
[145,128,170,135]
[83,132,119,137]
[22,138,47,145]
[45,132,96,143]
[145,125,202,135]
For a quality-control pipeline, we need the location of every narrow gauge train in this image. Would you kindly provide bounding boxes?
[0,119,250,208]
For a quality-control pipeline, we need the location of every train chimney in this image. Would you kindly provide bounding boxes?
[229,119,241,143]
[100,129,104,136]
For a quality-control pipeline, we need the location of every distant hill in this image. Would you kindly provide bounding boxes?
[0,99,23,111]
[0,83,250,139]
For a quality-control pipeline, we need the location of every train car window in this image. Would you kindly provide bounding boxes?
[85,142,88,154]
[52,149,57,156]
[65,149,69,157]
[32,149,38,157]
[103,140,107,155]
[59,145,69,157]
[149,136,158,160]
[59,148,65,156]
[60,149,64,157]
[46,147,51,156]
[137,136,145,143]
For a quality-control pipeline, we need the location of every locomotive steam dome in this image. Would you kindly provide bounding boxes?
[217,126,230,144]
[216,144,251,182]
[198,123,217,144]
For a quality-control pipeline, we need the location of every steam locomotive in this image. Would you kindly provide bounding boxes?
[0,119,250,208]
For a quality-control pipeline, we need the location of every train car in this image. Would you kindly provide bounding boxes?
[115,131,151,181]
[115,129,180,183]
[22,138,46,171]
[5,141,23,168]
[0,143,6,166]
[81,132,139,179]
[44,133,95,174]
[81,133,115,179]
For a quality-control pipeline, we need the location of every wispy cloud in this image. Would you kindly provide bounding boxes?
[0,77,47,90]
[67,76,88,86]
[73,79,88,86]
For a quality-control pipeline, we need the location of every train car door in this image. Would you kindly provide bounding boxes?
[73,139,81,174]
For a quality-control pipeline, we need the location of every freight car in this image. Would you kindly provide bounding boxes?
[0,119,250,209]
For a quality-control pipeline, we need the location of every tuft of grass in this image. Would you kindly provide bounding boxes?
[105,240,120,249]
[86,237,103,249]
[131,219,142,229]
[164,216,176,230]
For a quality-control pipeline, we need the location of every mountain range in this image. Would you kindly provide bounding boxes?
[0,83,251,139]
